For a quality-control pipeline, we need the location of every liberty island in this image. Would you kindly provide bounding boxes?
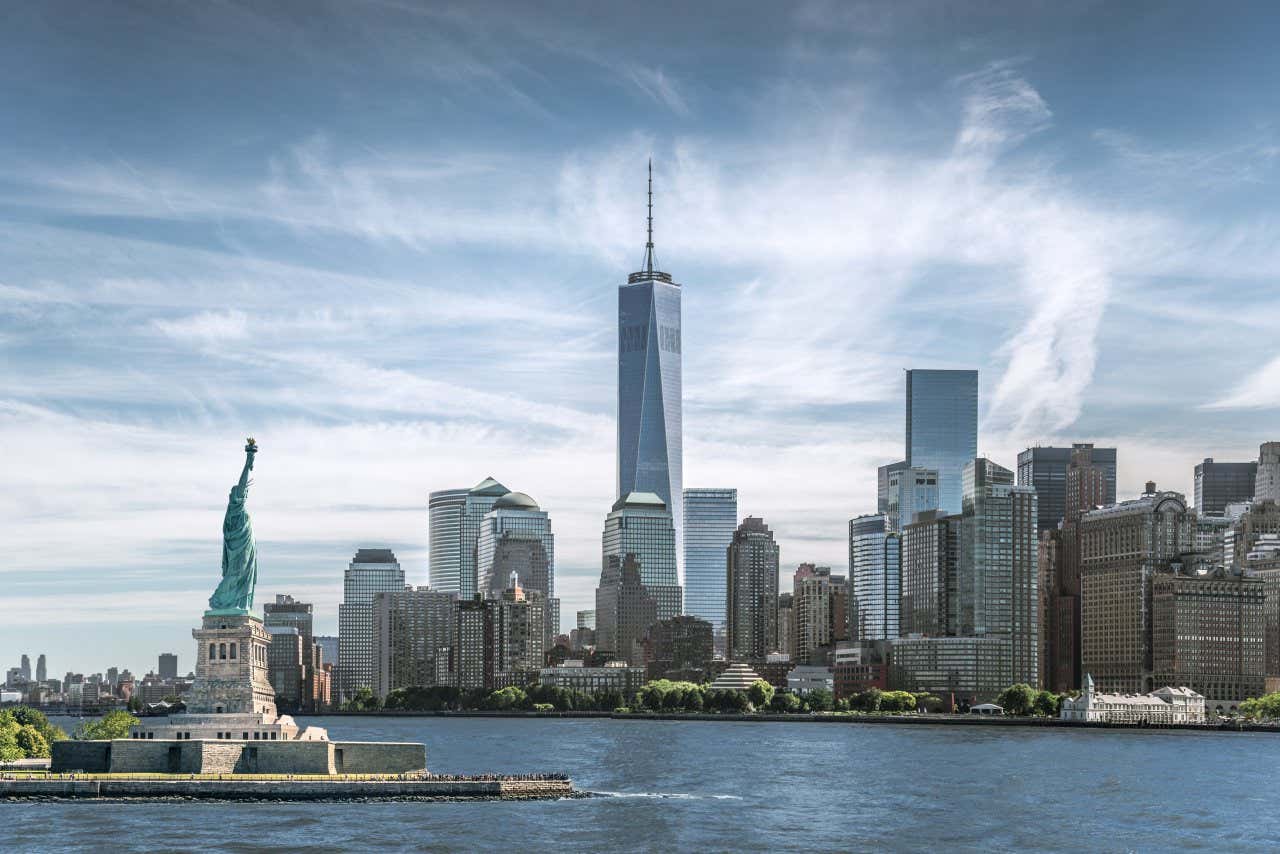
[3,442,572,801]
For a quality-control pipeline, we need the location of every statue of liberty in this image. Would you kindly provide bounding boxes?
[207,438,259,615]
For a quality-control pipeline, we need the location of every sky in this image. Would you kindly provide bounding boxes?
[3,1,1280,676]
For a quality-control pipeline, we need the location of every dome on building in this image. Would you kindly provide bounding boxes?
[494,491,539,510]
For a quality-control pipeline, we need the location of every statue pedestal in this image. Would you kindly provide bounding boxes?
[184,614,277,718]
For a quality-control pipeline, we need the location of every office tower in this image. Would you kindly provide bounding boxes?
[157,653,178,681]
[1258,442,1280,504]
[726,516,780,662]
[617,164,682,576]
[900,511,959,637]
[372,586,457,697]
[1039,444,1113,691]
[1016,444,1118,534]
[683,488,738,634]
[792,564,849,665]
[314,636,338,671]
[265,594,327,711]
[959,458,1039,687]
[1079,485,1194,693]
[576,610,596,630]
[266,626,305,710]
[849,514,901,641]
[36,654,46,684]
[428,476,510,597]
[19,654,30,682]
[1232,500,1280,568]
[1152,566,1265,703]
[644,616,714,680]
[877,461,908,515]
[475,490,558,647]
[776,593,795,659]
[1195,458,1258,515]
[487,582,548,688]
[905,369,978,515]
[885,466,939,531]
[595,554,658,666]
[337,548,406,701]
[602,492,682,621]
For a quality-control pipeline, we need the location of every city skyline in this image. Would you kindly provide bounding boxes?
[6,3,1280,670]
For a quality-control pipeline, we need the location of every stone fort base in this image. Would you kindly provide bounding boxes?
[52,738,425,776]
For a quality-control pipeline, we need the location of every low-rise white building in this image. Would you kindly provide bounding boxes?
[1060,674,1205,724]
[786,665,834,695]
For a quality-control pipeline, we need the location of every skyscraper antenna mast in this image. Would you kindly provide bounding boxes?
[645,158,655,275]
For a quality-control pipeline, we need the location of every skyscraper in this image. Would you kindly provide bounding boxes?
[849,515,901,641]
[726,516,780,663]
[959,458,1039,687]
[876,461,909,515]
[1257,442,1280,504]
[595,554,658,667]
[905,369,978,515]
[1194,458,1258,515]
[36,654,46,684]
[682,488,738,634]
[264,594,326,712]
[474,490,558,642]
[617,164,682,576]
[1016,444,1117,534]
[900,510,959,637]
[602,492,682,621]
[428,476,510,598]
[372,587,457,696]
[885,466,939,531]
[337,548,405,700]
[157,653,178,681]
[792,564,849,665]
[19,654,30,682]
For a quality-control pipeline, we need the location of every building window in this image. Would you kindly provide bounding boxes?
[209,643,216,660]
[242,732,248,740]
[219,643,227,660]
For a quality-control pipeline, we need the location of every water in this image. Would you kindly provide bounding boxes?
[6,716,1276,851]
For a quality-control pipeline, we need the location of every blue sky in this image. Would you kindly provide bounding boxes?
[4,1,1280,675]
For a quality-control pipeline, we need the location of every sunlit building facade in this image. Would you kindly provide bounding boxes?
[905,369,978,515]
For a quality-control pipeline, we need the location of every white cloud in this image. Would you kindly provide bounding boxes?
[1205,354,1280,410]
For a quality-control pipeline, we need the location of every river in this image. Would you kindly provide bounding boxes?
[5,715,1275,851]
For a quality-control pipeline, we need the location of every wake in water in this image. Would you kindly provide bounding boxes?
[587,791,743,800]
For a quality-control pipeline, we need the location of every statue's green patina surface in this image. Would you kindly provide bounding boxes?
[206,438,259,615]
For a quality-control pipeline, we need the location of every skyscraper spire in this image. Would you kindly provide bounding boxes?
[644,158,656,275]
[629,159,672,284]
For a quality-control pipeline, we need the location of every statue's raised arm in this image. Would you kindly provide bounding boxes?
[207,438,260,615]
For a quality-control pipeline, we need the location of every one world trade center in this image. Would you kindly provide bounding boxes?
[617,162,683,576]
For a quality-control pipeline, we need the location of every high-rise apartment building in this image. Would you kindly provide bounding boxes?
[682,488,738,635]
[776,593,795,660]
[455,599,486,692]
[849,514,901,641]
[371,586,457,697]
[337,548,405,701]
[157,653,178,681]
[602,492,681,621]
[643,615,714,680]
[485,583,548,689]
[1079,486,1194,694]
[885,466,938,532]
[726,517,780,663]
[905,369,978,515]
[900,510,959,637]
[1016,444,1117,534]
[791,564,849,665]
[19,655,31,682]
[618,166,682,578]
[1194,458,1258,516]
[36,654,46,684]
[959,458,1039,687]
[1152,566,1265,703]
[428,476,510,598]
[1257,442,1280,504]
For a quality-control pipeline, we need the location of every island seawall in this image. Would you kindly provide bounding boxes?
[0,777,574,801]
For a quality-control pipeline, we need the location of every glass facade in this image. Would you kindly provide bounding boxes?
[475,494,554,600]
[618,275,682,579]
[849,514,901,641]
[1016,444,1118,533]
[337,548,405,701]
[428,477,509,597]
[682,488,738,633]
[960,458,1039,687]
[885,466,938,531]
[1193,458,1257,515]
[602,492,681,621]
[905,369,978,515]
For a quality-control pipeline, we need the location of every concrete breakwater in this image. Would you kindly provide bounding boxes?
[0,777,575,801]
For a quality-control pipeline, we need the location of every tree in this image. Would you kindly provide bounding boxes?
[996,684,1037,716]
[5,706,66,745]
[849,687,882,713]
[878,691,918,713]
[344,686,382,712]
[746,679,775,710]
[75,710,139,740]
[15,726,50,758]
[482,687,529,711]
[769,692,803,713]
[805,689,834,713]
[1240,692,1280,720]
[127,695,143,713]
[0,724,22,763]
[1032,690,1062,717]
